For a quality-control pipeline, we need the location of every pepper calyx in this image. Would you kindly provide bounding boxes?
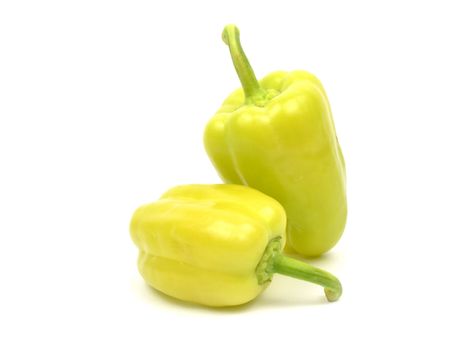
[255,237,283,285]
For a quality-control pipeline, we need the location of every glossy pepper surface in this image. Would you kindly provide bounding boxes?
[204,25,347,257]
[130,184,342,307]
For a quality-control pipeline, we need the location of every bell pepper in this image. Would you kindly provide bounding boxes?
[204,25,347,257]
[130,184,342,307]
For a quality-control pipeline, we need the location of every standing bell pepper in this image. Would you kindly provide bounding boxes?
[130,184,342,307]
[204,25,347,257]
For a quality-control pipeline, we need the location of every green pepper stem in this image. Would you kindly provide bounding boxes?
[272,254,342,302]
[222,24,267,104]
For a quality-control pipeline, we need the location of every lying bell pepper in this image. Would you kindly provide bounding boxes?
[130,184,342,307]
[204,25,347,257]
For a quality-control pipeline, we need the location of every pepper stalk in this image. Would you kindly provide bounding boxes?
[222,24,272,106]
[256,238,342,302]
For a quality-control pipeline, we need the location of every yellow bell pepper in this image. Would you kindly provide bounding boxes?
[130,184,342,307]
[204,25,347,257]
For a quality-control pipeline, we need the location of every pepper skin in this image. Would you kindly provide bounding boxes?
[130,184,342,307]
[204,25,347,257]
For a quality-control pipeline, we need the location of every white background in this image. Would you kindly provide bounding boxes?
[1,0,457,348]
